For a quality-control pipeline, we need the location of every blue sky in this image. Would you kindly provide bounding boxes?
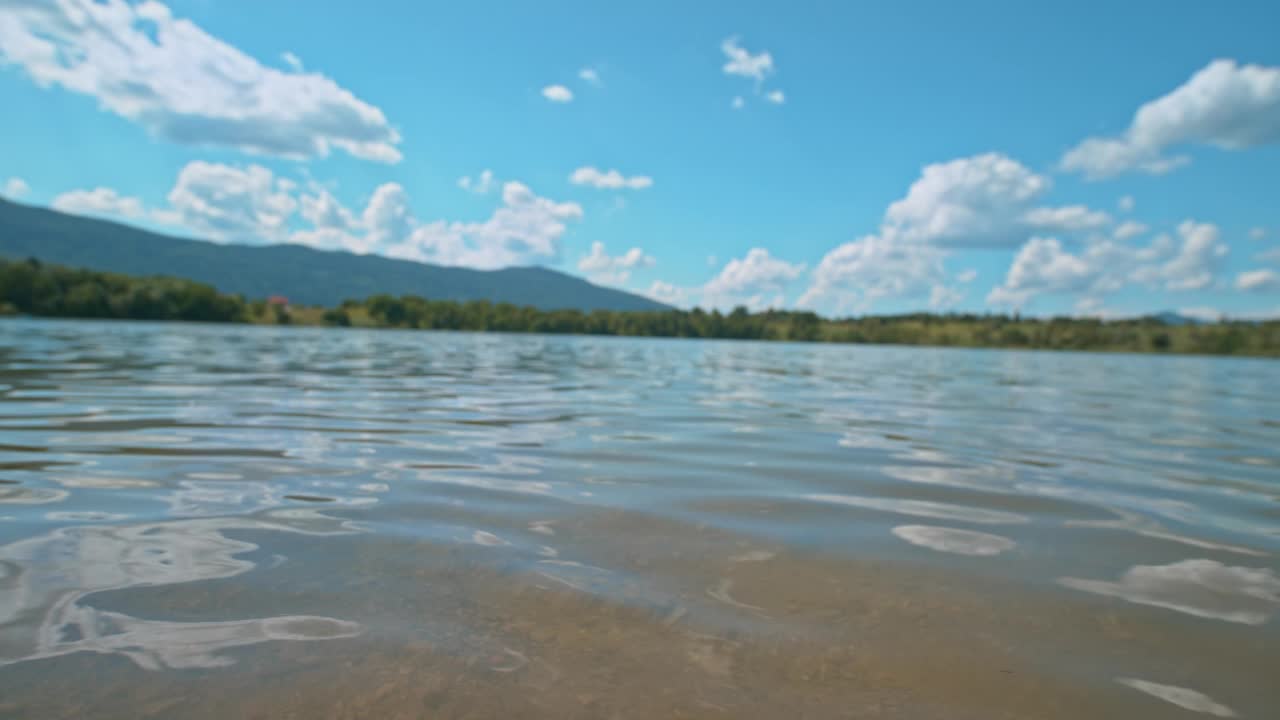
[2,0,1278,318]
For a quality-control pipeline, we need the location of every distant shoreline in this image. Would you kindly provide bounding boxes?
[3,257,1278,357]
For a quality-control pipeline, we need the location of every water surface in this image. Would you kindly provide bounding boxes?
[1,319,1277,718]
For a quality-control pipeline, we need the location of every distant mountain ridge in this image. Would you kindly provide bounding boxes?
[1149,311,1204,326]
[0,198,668,311]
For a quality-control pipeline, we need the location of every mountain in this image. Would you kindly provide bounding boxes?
[1149,311,1205,326]
[0,198,668,311]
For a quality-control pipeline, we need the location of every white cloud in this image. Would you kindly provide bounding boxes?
[1023,205,1112,232]
[986,237,1094,307]
[956,269,978,283]
[296,186,355,231]
[1118,195,1135,213]
[292,179,584,270]
[764,89,785,105]
[799,236,946,313]
[281,52,302,72]
[1236,268,1280,292]
[882,153,1052,247]
[1180,305,1280,322]
[164,162,298,242]
[643,280,690,307]
[391,182,583,269]
[1061,59,1280,179]
[359,183,415,252]
[1113,220,1149,240]
[1132,220,1228,291]
[988,220,1230,308]
[797,153,1112,313]
[1256,247,1280,263]
[2,177,28,198]
[578,68,600,86]
[1178,306,1225,322]
[291,179,582,268]
[0,0,401,162]
[731,96,744,110]
[929,285,966,310]
[721,37,773,84]
[50,160,582,271]
[576,241,655,285]
[51,187,146,220]
[542,84,573,103]
[1074,297,1112,318]
[1249,226,1267,240]
[457,169,495,194]
[569,167,653,190]
[703,248,804,310]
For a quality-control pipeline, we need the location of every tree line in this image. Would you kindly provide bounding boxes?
[3,257,1278,356]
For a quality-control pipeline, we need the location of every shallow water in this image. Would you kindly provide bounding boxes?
[1,318,1277,719]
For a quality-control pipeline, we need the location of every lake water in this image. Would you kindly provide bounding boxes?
[0,319,1277,719]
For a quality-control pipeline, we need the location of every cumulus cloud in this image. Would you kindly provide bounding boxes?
[875,153,1109,248]
[0,0,401,163]
[764,89,785,105]
[257,175,584,268]
[988,220,1230,308]
[1181,306,1280,322]
[721,37,773,84]
[569,167,653,190]
[1178,306,1225,322]
[52,162,582,269]
[1023,205,1112,232]
[882,154,1049,246]
[295,185,355,231]
[928,285,966,310]
[797,153,1112,313]
[702,248,805,310]
[457,169,495,194]
[799,235,948,313]
[164,162,298,242]
[1113,220,1149,240]
[2,177,28,198]
[1236,268,1280,291]
[1061,59,1280,179]
[576,241,655,285]
[985,237,1094,307]
[1131,220,1229,291]
[643,280,690,307]
[52,187,146,220]
[381,182,583,269]
[542,84,573,103]
[1074,297,1112,318]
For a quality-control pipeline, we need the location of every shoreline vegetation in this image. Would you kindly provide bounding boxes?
[2,257,1278,357]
